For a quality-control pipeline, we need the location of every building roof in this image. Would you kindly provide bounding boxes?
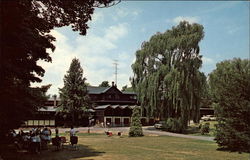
[87,86,110,94]
[95,104,138,110]
[87,86,136,95]
[120,105,129,109]
[95,104,110,109]
[87,109,95,112]
[47,97,61,101]
[38,107,95,112]
[38,106,56,112]
[122,91,136,95]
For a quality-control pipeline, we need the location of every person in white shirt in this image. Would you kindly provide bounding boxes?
[70,126,76,137]
[69,126,78,148]
[41,127,51,141]
[30,133,41,153]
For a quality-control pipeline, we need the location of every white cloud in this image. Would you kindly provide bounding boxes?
[90,11,104,24]
[32,23,130,95]
[117,51,130,61]
[76,35,116,54]
[173,16,199,24]
[140,27,146,32]
[50,30,67,43]
[227,26,241,35]
[112,8,141,21]
[31,30,77,94]
[104,23,128,41]
[132,10,140,16]
[202,57,214,65]
[116,8,129,17]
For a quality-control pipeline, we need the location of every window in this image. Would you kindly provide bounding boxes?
[130,95,136,100]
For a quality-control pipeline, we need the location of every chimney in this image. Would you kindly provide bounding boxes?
[112,81,114,87]
[53,94,57,107]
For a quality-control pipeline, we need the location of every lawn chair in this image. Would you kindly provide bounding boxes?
[60,136,70,149]
[51,137,61,151]
[70,136,78,150]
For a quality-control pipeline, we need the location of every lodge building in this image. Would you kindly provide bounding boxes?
[25,82,155,127]
[88,83,137,127]
[24,82,213,127]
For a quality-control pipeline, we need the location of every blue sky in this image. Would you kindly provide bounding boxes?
[33,1,250,95]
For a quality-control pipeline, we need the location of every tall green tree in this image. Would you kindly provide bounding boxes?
[59,58,89,126]
[131,21,206,130]
[121,85,128,91]
[122,85,134,92]
[129,107,144,137]
[0,0,115,134]
[99,81,110,87]
[209,58,250,152]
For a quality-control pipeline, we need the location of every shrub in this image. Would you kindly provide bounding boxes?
[164,118,183,133]
[129,107,143,137]
[200,122,210,135]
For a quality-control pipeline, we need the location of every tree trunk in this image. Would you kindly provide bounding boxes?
[72,112,75,126]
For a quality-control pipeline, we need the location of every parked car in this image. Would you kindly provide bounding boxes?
[154,121,165,129]
[210,116,217,121]
[201,115,216,121]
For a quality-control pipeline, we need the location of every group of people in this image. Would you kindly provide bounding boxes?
[9,126,53,154]
[8,126,79,153]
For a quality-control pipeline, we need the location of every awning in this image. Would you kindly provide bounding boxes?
[38,106,56,112]
[94,105,139,110]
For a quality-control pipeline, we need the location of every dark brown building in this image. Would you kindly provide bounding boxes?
[87,83,141,127]
[24,97,59,127]
[24,83,143,127]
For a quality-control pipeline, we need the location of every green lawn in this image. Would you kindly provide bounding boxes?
[187,121,218,137]
[1,133,249,160]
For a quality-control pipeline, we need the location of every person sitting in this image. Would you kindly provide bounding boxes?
[41,127,51,149]
[30,133,41,154]
[55,126,61,150]
[42,127,51,141]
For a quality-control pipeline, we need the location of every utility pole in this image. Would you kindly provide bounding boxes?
[113,60,118,86]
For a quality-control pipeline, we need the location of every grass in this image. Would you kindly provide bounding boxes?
[1,133,249,160]
[187,121,218,137]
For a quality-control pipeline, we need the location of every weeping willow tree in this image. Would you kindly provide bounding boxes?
[131,21,206,129]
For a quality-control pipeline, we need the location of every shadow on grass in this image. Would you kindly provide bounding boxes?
[216,147,250,154]
[0,143,105,160]
[183,126,200,134]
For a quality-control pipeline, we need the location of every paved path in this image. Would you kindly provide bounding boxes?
[142,127,214,141]
[54,126,214,142]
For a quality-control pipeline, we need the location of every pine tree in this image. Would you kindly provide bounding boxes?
[59,58,89,126]
[209,58,250,153]
[129,107,144,137]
